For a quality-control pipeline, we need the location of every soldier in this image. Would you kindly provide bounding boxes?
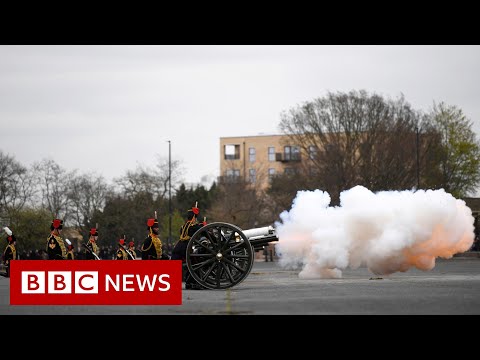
[116,238,129,260]
[127,241,136,260]
[141,213,169,260]
[66,239,75,260]
[171,203,205,289]
[84,227,100,260]
[46,218,67,260]
[2,227,17,278]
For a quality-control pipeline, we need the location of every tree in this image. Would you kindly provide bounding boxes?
[154,154,185,199]
[8,207,52,254]
[0,150,36,217]
[93,191,166,249]
[209,167,272,229]
[113,156,184,201]
[278,90,422,204]
[422,102,480,197]
[68,172,112,233]
[175,182,218,219]
[33,158,76,222]
[159,208,184,253]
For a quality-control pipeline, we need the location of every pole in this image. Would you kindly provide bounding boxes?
[168,140,172,257]
[415,126,420,189]
[243,141,246,182]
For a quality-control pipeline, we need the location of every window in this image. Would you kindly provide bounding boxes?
[283,146,300,161]
[224,144,240,160]
[308,145,317,160]
[292,146,300,160]
[249,168,256,183]
[268,147,275,161]
[249,147,256,162]
[268,168,276,181]
[226,169,240,178]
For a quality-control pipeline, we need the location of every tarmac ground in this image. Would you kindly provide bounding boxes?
[1,256,479,314]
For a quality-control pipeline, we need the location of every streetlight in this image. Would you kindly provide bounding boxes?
[415,126,420,189]
[168,140,172,257]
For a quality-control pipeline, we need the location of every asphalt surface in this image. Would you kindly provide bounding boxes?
[1,257,479,314]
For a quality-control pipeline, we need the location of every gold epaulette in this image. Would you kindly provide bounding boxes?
[151,235,163,258]
[142,237,153,252]
[4,244,16,260]
[117,248,128,260]
[179,220,197,241]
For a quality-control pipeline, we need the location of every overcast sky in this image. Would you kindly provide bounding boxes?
[1,45,479,190]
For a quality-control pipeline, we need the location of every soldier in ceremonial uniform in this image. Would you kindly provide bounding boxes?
[116,238,129,260]
[46,218,67,260]
[84,227,100,260]
[141,214,169,260]
[127,241,136,260]
[171,203,205,289]
[2,227,17,278]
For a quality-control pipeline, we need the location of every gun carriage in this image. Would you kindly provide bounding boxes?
[185,222,278,290]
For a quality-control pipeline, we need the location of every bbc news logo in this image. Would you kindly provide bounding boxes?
[22,271,100,294]
[10,260,182,305]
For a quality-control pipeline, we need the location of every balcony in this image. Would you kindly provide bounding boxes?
[275,152,301,162]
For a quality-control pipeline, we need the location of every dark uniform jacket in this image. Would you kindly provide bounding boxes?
[141,234,166,260]
[171,219,204,261]
[85,241,99,260]
[127,248,136,260]
[3,235,17,265]
[46,234,67,260]
[116,246,129,260]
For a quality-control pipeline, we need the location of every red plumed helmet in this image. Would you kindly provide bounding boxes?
[147,218,158,228]
[129,241,134,247]
[119,239,125,246]
[89,228,98,236]
[52,219,63,229]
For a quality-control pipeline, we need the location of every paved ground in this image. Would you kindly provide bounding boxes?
[1,257,479,314]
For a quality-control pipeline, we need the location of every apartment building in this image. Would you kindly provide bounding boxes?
[219,134,314,189]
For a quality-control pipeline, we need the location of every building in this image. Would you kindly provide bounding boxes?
[219,134,314,189]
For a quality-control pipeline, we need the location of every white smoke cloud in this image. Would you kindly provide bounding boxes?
[275,186,474,278]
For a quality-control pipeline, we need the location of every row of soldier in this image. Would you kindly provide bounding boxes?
[2,203,206,288]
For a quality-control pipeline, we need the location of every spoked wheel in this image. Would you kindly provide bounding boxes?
[186,222,254,290]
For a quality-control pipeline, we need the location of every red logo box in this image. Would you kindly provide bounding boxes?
[10,260,182,305]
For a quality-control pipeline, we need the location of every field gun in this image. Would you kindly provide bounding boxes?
[185,222,278,289]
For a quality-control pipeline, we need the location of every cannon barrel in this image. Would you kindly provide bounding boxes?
[242,225,279,251]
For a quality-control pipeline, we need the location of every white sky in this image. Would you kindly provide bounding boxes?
[1,45,479,189]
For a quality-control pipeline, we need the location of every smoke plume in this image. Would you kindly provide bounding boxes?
[275,186,474,278]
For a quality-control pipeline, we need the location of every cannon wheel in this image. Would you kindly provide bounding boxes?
[186,222,254,290]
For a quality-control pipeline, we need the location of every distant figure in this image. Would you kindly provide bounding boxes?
[116,238,129,260]
[85,227,100,260]
[127,241,136,260]
[46,218,67,260]
[2,227,17,277]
